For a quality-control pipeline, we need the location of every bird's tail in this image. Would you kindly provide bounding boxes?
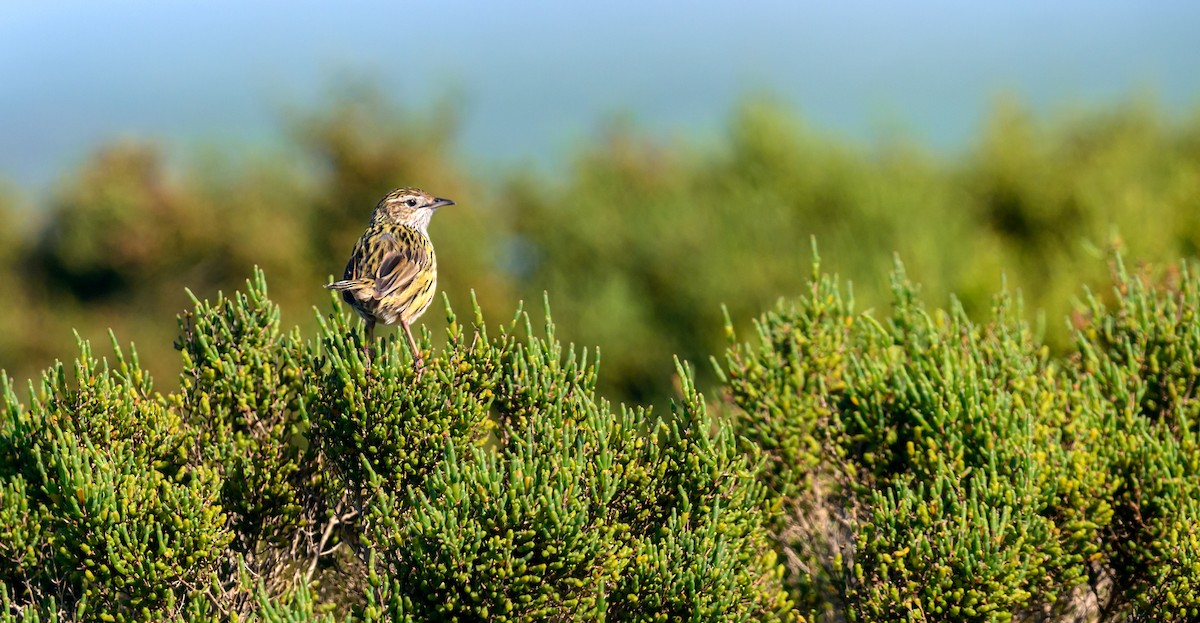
[325,279,371,292]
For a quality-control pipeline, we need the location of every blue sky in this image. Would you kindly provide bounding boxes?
[3,1,1199,189]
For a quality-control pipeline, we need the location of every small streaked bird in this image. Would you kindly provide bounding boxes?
[325,187,454,368]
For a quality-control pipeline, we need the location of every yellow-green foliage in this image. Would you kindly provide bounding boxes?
[719,255,1200,622]
[5,255,1200,621]
[0,339,229,621]
[2,270,792,622]
[1074,259,1200,616]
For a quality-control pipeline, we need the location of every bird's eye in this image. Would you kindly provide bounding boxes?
[406,199,418,207]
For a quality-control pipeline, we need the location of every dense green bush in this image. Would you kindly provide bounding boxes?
[6,255,1200,621]
[0,338,229,620]
[719,254,1200,621]
[1,270,791,621]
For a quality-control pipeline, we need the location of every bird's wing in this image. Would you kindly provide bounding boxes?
[372,231,429,301]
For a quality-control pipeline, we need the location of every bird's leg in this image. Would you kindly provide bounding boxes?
[364,319,376,364]
[401,320,424,376]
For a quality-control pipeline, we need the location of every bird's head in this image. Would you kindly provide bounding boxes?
[372,187,455,232]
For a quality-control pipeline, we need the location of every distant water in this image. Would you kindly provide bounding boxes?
[2,0,1199,190]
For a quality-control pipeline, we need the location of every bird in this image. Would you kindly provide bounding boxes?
[325,187,454,369]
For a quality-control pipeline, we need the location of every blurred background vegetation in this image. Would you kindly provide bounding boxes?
[1,91,1199,405]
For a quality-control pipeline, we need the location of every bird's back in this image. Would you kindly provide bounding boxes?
[336,221,437,326]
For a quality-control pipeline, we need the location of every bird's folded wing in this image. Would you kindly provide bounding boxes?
[372,232,428,300]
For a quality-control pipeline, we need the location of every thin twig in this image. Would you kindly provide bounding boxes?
[304,499,359,584]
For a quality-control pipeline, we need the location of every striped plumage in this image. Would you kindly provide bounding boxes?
[325,187,454,366]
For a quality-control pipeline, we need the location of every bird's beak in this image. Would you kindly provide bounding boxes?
[429,197,455,210]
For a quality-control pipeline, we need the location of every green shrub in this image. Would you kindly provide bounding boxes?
[719,254,1200,621]
[8,247,1200,621]
[0,337,228,621]
[2,270,792,621]
[338,304,792,621]
[173,271,328,599]
[1072,258,1200,618]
